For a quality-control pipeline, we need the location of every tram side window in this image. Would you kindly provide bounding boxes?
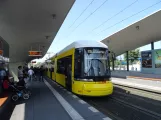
[57,59,65,74]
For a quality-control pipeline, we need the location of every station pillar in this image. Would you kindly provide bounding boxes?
[151,42,154,50]
[126,51,129,71]
[112,57,115,71]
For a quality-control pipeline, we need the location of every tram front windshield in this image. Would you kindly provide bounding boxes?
[74,47,110,80]
[84,48,110,77]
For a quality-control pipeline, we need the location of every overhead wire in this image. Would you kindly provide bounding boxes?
[67,0,109,38]
[87,0,139,35]
[68,0,95,28]
[96,0,161,35]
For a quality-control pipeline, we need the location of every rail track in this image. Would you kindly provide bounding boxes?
[109,96,161,120]
[82,84,161,120]
[114,84,161,102]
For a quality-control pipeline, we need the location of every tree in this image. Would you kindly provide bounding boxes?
[109,58,121,67]
[124,49,140,65]
[115,58,121,66]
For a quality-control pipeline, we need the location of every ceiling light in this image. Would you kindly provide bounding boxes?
[45,36,49,39]
[52,14,56,19]
[136,26,139,30]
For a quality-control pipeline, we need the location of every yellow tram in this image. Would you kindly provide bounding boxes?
[47,40,113,96]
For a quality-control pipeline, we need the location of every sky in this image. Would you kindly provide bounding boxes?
[38,0,161,62]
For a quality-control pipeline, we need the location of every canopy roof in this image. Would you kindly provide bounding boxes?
[102,9,161,56]
[0,0,75,63]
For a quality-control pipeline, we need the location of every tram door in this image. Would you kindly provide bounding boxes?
[65,56,72,91]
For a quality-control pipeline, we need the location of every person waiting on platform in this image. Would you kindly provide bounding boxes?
[28,68,34,82]
[18,66,23,81]
[39,66,44,82]
[18,66,25,86]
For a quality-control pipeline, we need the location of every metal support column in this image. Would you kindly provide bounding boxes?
[126,51,129,71]
[112,57,115,71]
[151,42,154,50]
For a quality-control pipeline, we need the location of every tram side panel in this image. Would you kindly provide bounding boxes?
[55,48,74,88]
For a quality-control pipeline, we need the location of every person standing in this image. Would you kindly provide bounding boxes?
[17,66,26,86]
[18,66,23,81]
[40,66,44,82]
[28,68,34,82]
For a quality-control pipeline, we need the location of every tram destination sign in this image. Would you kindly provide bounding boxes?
[28,51,42,56]
[87,49,105,54]
[31,61,36,63]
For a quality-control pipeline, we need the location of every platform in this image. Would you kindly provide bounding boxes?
[112,77,161,93]
[0,92,15,120]
[9,77,111,120]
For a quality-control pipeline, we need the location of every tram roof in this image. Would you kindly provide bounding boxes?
[57,40,108,55]
[101,9,161,56]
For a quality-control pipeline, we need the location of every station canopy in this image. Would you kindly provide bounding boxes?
[102,9,161,56]
[0,0,75,63]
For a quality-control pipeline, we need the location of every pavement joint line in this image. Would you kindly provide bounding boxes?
[103,117,112,120]
[72,95,78,98]
[50,80,59,88]
[79,100,86,104]
[88,106,99,113]
[67,91,72,94]
[44,79,85,120]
